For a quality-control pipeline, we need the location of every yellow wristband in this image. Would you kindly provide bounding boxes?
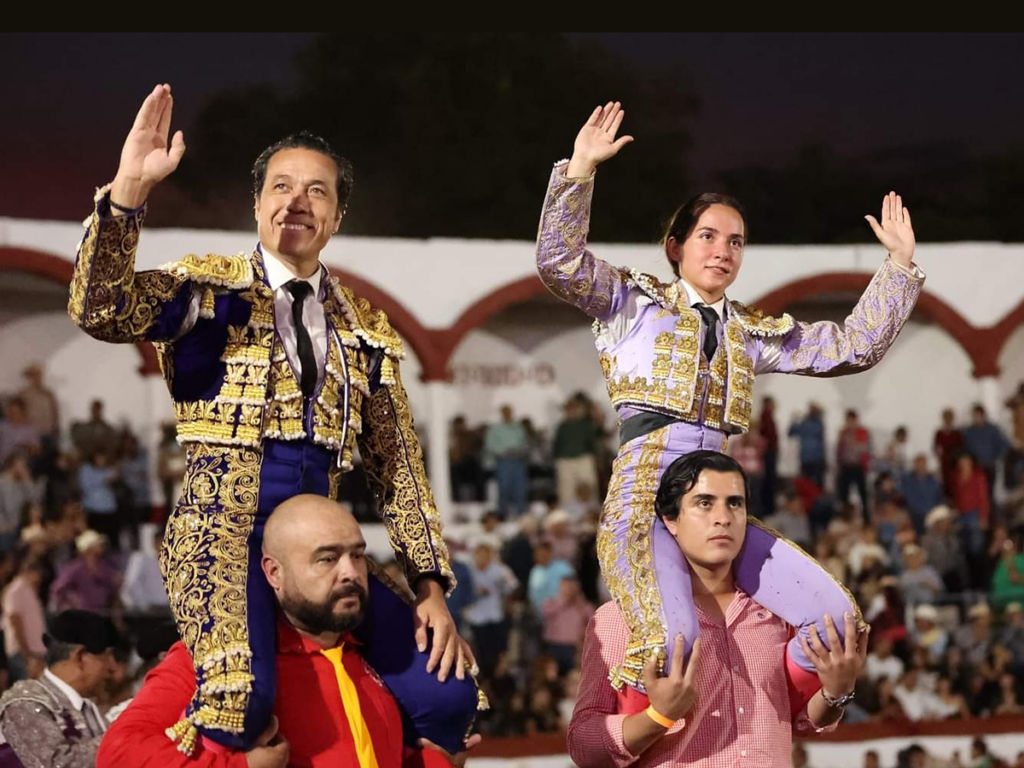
[644,705,675,729]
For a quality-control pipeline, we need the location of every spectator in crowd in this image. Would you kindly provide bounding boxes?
[789,403,827,488]
[962,404,1009,501]
[464,540,518,678]
[921,505,970,595]
[69,400,117,461]
[759,397,780,517]
[837,409,872,517]
[527,540,574,615]
[49,530,121,615]
[902,454,944,534]
[0,398,41,467]
[553,397,600,509]
[485,405,530,519]
[0,454,41,554]
[540,575,594,675]
[933,407,963,496]
[1,556,47,681]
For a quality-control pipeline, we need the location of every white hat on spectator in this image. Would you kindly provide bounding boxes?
[903,543,924,559]
[914,604,939,623]
[967,603,991,620]
[75,529,106,553]
[1005,602,1022,615]
[529,501,550,518]
[472,534,502,553]
[544,510,571,530]
[519,516,540,536]
[19,524,47,545]
[925,505,953,529]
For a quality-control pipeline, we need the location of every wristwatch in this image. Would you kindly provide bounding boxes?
[821,688,856,709]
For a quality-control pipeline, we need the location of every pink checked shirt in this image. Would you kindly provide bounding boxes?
[568,592,838,768]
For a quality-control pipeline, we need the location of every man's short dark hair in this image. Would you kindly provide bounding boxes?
[655,450,748,522]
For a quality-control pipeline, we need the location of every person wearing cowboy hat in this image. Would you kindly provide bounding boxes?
[909,604,949,662]
[956,603,995,668]
[898,544,944,607]
[921,505,970,595]
[49,531,121,615]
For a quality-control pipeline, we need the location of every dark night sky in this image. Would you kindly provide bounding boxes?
[3,33,1022,223]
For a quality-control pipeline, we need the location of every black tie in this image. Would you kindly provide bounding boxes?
[286,280,318,399]
[695,303,719,362]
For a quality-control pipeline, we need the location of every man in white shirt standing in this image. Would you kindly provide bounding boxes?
[120,529,169,615]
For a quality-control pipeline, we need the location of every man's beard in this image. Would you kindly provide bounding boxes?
[282,582,369,635]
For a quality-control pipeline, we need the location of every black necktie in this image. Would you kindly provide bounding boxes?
[286,280,318,398]
[695,303,719,362]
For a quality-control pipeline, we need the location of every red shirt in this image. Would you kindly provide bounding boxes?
[934,428,963,493]
[837,426,871,471]
[933,428,962,467]
[955,467,990,525]
[98,620,442,768]
[794,475,823,515]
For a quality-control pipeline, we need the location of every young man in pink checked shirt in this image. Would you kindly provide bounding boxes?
[568,451,869,768]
